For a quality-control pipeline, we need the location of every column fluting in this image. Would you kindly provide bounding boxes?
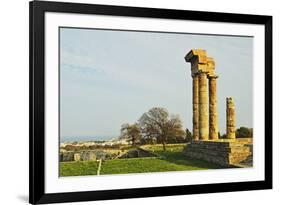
[199,72,209,140]
[209,75,219,140]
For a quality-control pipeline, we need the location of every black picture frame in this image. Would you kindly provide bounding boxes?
[29,0,272,204]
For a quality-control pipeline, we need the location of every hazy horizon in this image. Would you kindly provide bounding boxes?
[61,135,116,143]
[60,27,253,139]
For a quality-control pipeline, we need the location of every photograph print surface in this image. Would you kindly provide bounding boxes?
[59,27,253,177]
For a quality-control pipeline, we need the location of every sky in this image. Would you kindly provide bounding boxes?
[60,27,253,138]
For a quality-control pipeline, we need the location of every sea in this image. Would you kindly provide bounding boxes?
[60,135,116,143]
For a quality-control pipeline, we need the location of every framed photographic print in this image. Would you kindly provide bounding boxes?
[29,0,272,204]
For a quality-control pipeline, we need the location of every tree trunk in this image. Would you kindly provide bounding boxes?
[162,142,166,151]
[132,136,135,146]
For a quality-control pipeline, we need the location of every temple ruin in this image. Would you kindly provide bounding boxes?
[183,49,253,167]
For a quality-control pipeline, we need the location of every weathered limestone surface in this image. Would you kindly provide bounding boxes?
[185,49,208,75]
[226,97,236,139]
[80,151,96,161]
[192,74,199,140]
[183,139,253,167]
[209,76,219,140]
[199,72,209,140]
[183,49,251,167]
[207,57,215,76]
[185,49,219,141]
[74,153,81,161]
[60,151,97,162]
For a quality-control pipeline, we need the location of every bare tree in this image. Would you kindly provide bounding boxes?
[120,123,141,146]
[185,128,192,143]
[139,107,185,151]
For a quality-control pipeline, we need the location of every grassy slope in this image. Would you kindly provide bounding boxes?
[60,144,224,177]
[60,161,98,176]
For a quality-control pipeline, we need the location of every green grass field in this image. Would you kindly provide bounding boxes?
[60,144,225,177]
[60,161,98,176]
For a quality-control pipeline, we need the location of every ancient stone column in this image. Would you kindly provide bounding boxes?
[199,72,209,140]
[226,97,236,139]
[209,75,219,140]
[192,74,199,140]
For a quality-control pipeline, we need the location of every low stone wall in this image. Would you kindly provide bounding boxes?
[60,151,97,162]
[183,139,253,167]
[60,149,127,162]
[119,148,157,158]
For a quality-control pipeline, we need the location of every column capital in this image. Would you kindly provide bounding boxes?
[197,70,209,75]
[208,74,219,79]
